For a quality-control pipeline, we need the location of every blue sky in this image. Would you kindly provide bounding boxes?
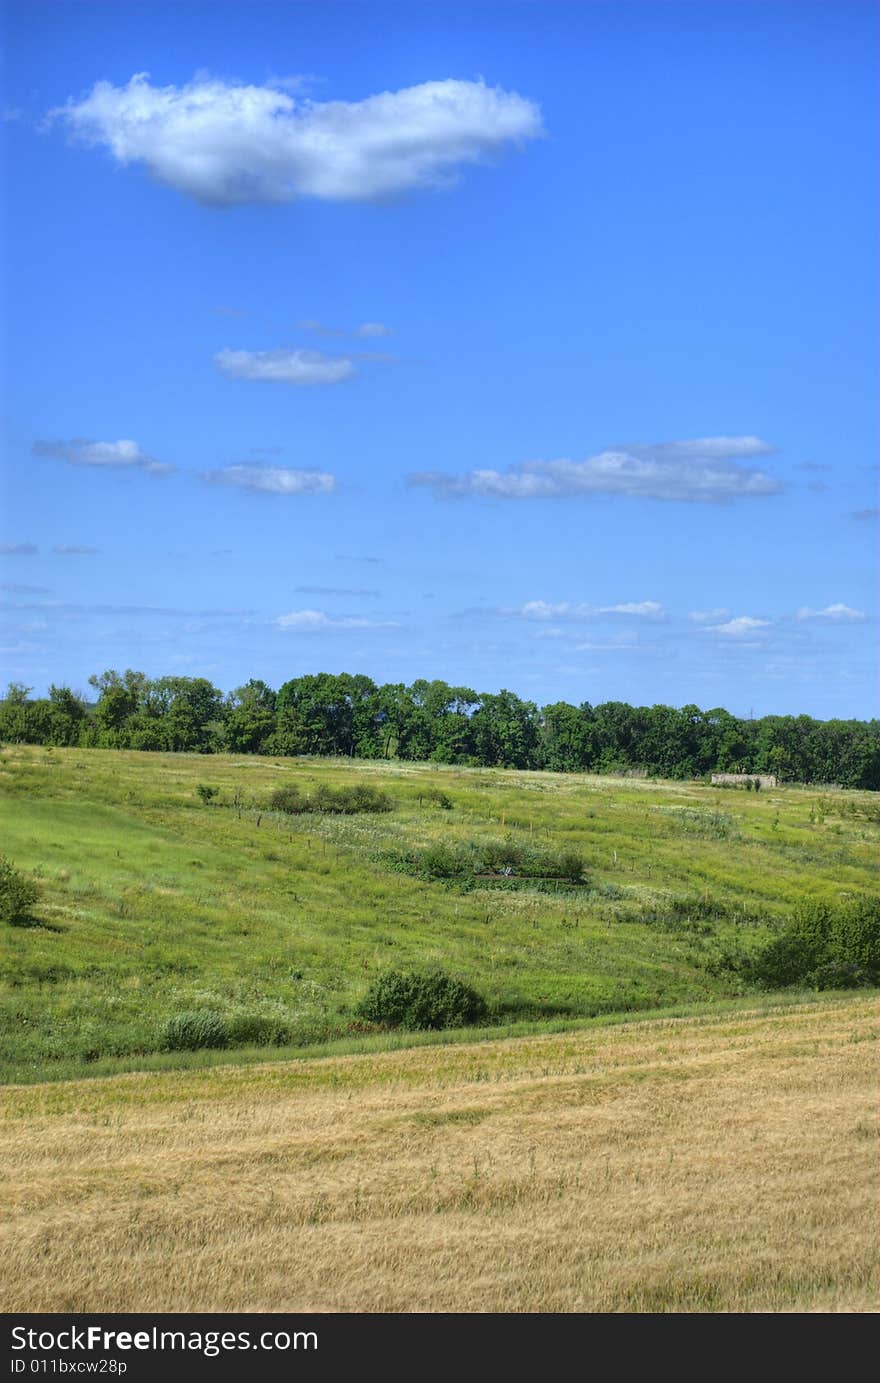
[2,0,877,718]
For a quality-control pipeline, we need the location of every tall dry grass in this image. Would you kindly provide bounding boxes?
[2,994,878,1312]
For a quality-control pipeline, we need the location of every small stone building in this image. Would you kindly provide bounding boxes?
[710,773,778,789]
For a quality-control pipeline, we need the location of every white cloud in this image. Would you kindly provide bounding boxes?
[215,347,356,385]
[514,599,664,621]
[796,603,866,622]
[53,545,99,555]
[32,438,173,474]
[689,608,730,623]
[203,465,337,495]
[0,543,38,555]
[355,322,393,338]
[409,437,779,504]
[275,609,398,630]
[703,616,771,638]
[573,641,639,653]
[52,73,543,206]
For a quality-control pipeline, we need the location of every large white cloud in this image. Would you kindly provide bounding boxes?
[215,348,356,385]
[51,73,543,206]
[32,438,174,474]
[204,465,337,495]
[410,437,779,504]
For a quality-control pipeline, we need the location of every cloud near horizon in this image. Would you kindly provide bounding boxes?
[512,599,665,621]
[51,73,543,206]
[409,437,779,504]
[203,465,337,495]
[32,438,173,474]
[215,348,356,385]
[275,609,398,631]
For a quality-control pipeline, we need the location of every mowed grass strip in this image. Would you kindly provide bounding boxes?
[2,995,877,1313]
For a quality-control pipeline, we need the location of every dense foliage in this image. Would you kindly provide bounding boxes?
[161,1010,229,1051]
[741,898,880,990]
[380,837,587,887]
[1,669,878,788]
[356,969,489,1030]
[0,855,40,927]
[269,783,393,815]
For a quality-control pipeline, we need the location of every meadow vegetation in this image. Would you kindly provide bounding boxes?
[1,744,878,1083]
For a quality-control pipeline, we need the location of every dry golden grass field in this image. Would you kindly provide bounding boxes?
[2,993,878,1314]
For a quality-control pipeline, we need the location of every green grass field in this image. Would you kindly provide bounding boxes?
[2,745,878,1083]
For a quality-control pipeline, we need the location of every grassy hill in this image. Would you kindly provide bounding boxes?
[2,745,878,1084]
[3,994,877,1312]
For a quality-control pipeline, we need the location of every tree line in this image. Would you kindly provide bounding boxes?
[1,670,878,789]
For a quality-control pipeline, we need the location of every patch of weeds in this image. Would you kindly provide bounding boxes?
[270,783,393,815]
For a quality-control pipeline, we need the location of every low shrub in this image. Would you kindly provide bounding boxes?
[195,783,219,804]
[379,837,586,887]
[735,897,880,990]
[226,1012,291,1047]
[356,968,488,1030]
[0,855,39,926]
[161,1010,229,1051]
[270,783,393,815]
[270,785,305,814]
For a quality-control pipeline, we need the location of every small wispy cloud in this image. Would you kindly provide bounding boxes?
[689,608,730,624]
[296,319,346,338]
[0,543,38,555]
[512,599,665,621]
[0,582,49,593]
[852,508,879,521]
[51,73,543,206]
[33,438,174,474]
[355,322,393,338]
[703,615,771,638]
[297,319,394,341]
[295,585,380,597]
[796,603,866,622]
[53,544,100,555]
[203,465,337,495]
[409,437,779,504]
[573,640,640,653]
[215,347,356,385]
[275,609,398,631]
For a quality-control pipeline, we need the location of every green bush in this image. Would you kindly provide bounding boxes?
[311,783,393,814]
[195,783,219,804]
[270,785,305,814]
[226,1012,291,1047]
[750,898,880,989]
[356,968,488,1030]
[379,837,587,888]
[418,843,469,880]
[0,855,39,926]
[161,1010,229,1051]
[271,782,393,815]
